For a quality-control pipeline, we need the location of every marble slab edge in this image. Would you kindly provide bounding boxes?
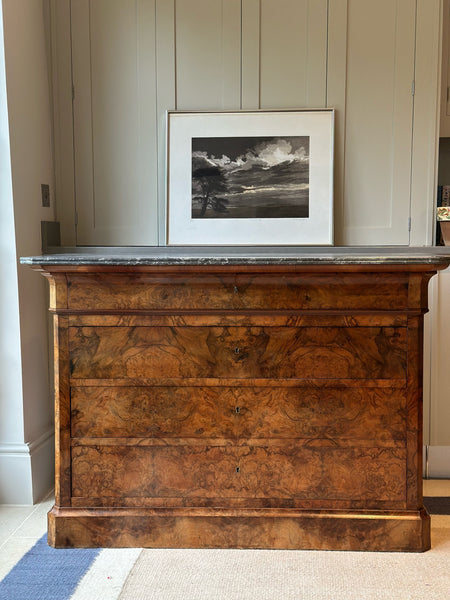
[19,246,450,267]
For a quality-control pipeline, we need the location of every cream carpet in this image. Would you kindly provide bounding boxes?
[118,518,450,600]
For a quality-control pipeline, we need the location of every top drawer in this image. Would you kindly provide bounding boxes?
[66,272,410,311]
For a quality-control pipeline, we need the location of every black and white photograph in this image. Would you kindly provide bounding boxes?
[167,110,334,245]
[191,136,309,219]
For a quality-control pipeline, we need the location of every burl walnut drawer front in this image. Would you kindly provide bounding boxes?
[71,445,406,502]
[69,326,407,380]
[66,272,409,311]
[71,386,406,442]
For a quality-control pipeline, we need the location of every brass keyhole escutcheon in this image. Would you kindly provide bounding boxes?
[235,406,240,414]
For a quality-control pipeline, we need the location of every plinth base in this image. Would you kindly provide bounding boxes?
[48,506,431,552]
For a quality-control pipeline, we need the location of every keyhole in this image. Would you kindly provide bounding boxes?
[234,286,239,294]
[236,467,240,473]
[235,406,240,414]
[234,347,240,354]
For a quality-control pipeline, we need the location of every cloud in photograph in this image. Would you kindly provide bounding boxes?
[192,137,309,174]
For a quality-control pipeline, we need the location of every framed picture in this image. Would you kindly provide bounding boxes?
[166,109,334,245]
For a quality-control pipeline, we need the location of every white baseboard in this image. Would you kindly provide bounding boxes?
[0,429,54,504]
[424,445,450,479]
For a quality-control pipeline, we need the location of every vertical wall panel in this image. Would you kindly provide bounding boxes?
[326,0,348,245]
[155,0,176,245]
[429,267,450,445]
[71,0,93,242]
[175,0,241,110]
[332,0,415,245]
[258,0,327,109]
[50,0,76,245]
[241,0,328,110]
[410,0,441,247]
[72,0,158,246]
[241,0,261,109]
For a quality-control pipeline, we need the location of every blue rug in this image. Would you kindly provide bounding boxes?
[0,535,100,600]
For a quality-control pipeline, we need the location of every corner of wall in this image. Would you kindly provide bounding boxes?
[30,429,54,503]
[0,429,54,504]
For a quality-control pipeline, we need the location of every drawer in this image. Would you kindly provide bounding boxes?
[71,444,406,502]
[69,326,407,380]
[68,273,237,311]
[66,272,409,311]
[71,386,406,442]
[234,273,409,311]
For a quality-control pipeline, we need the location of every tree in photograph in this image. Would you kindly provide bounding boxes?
[192,166,229,217]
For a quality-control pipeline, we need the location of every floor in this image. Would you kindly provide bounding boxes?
[0,480,449,580]
[423,479,450,496]
[0,489,54,580]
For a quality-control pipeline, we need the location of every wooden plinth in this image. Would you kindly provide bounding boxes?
[48,507,430,552]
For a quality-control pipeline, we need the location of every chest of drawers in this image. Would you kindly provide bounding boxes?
[26,249,450,551]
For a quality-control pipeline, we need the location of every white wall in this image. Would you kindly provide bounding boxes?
[0,0,27,502]
[0,0,55,504]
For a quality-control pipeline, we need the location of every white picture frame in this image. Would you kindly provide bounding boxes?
[167,109,334,246]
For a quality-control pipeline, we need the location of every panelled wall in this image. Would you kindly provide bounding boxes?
[51,0,440,247]
[69,0,328,245]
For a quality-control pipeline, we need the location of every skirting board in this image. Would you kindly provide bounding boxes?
[0,429,54,504]
[424,446,450,479]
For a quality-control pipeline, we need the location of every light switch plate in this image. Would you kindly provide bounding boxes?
[41,184,50,207]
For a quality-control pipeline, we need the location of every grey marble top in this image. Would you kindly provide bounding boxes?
[19,246,450,266]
